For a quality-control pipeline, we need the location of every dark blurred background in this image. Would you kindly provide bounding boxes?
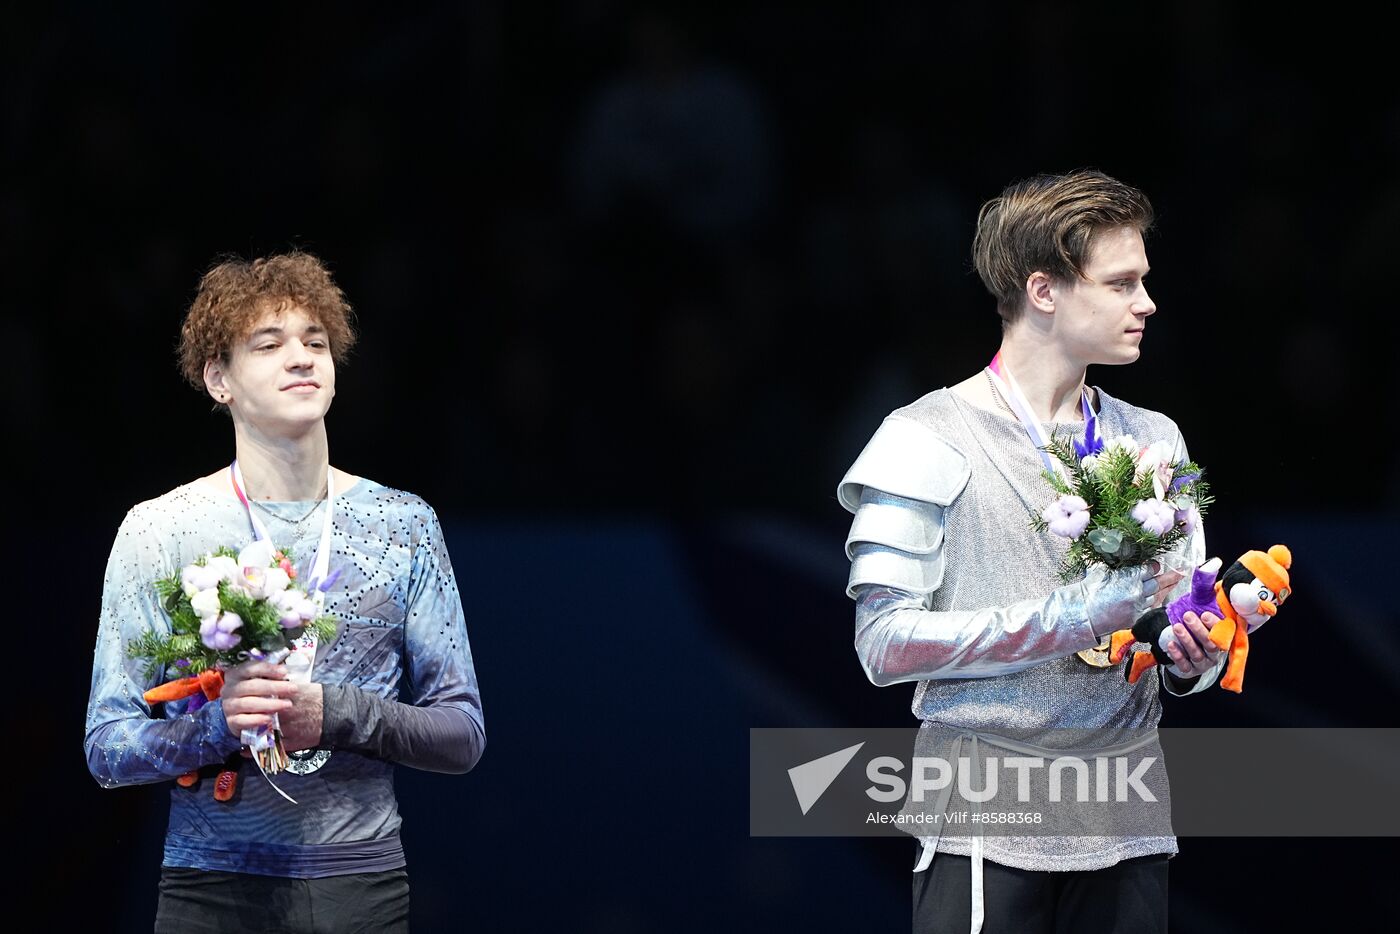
[9,2,1397,931]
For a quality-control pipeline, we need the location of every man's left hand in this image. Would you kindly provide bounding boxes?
[1163,610,1224,679]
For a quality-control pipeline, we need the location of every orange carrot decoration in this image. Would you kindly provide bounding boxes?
[143,675,204,704]
[199,668,225,700]
[144,668,226,705]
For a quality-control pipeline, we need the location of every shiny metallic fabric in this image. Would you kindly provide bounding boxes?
[839,386,1219,871]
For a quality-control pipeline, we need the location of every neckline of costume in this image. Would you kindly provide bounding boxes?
[230,458,333,547]
[184,474,371,506]
[947,385,1110,429]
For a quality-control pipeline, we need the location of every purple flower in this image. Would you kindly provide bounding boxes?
[200,611,243,651]
[1175,503,1201,537]
[1041,495,1091,538]
[1131,499,1177,537]
[1169,470,1200,496]
[317,568,343,592]
[1074,420,1104,460]
[209,631,240,651]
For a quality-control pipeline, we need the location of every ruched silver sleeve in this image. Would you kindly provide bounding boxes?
[851,528,1162,686]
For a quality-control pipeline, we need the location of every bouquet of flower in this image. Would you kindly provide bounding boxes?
[1031,429,1212,583]
[128,539,338,773]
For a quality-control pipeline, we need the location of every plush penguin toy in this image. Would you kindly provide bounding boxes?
[1109,545,1293,693]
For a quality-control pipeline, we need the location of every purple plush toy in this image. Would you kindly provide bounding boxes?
[1108,557,1222,682]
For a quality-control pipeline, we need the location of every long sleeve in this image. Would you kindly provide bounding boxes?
[853,557,1159,686]
[321,506,484,774]
[321,684,481,774]
[84,508,244,788]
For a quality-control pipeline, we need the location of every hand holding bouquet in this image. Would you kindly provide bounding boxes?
[128,539,338,775]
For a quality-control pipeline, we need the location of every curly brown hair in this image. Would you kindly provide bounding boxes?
[178,251,357,402]
[972,169,1155,327]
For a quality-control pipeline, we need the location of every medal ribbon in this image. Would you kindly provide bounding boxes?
[229,459,334,618]
[227,460,337,799]
[985,351,1096,479]
[988,354,1114,666]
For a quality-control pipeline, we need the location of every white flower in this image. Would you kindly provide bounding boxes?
[262,566,291,594]
[1080,453,1100,473]
[270,589,305,628]
[181,562,222,597]
[1134,440,1177,499]
[1135,439,1174,471]
[1142,442,1176,501]
[239,566,269,599]
[238,540,277,571]
[295,596,318,621]
[1153,462,1174,500]
[1131,498,1177,537]
[270,588,301,614]
[1041,494,1092,539]
[205,555,240,583]
[190,587,223,619]
[1103,434,1140,457]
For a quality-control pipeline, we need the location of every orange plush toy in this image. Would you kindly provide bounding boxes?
[1204,544,1293,693]
[1109,545,1293,693]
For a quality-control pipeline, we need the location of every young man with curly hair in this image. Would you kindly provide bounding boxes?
[85,251,485,932]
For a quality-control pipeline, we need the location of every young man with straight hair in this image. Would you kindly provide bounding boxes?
[838,169,1226,933]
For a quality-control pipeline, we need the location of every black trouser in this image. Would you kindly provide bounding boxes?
[154,866,410,934]
[913,851,1168,934]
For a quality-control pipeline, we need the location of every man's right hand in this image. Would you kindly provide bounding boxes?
[1146,560,1185,610]
[1085,562,1182,636]
[219,661,297,737]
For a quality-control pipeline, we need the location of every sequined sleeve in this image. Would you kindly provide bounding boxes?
[83,508,244,788]
[321,505,485,773]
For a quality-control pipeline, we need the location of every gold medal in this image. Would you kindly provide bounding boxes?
[1077,638,1114,667]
